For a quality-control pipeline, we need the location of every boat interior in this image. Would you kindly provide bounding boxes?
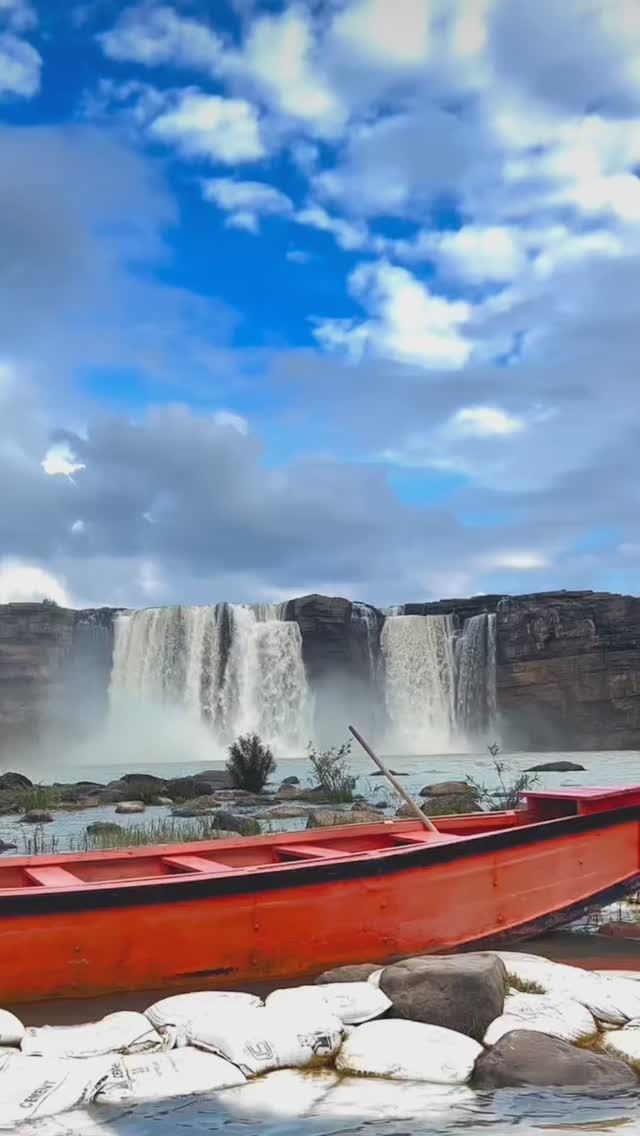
[1,786,638,893]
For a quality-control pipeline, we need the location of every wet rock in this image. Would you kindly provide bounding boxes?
[0,772,31,790]
[472,1030,637,1089]
[164,776,221,801]
[396,794,475,818]
[419,781,477,799]
[275,785,304,801]
[280,776,300,787]
[197,770,234,788]
[308,809,382,828]
[316,964,383,984]
[115,801,145,814]
[20,809,53,823]
[120,773,167,789]
[98,780,133,803]
[171,803,217,818]
[153,796,174,807]
[210,811,260,836]
[597,921,640,941]
[256,805,314,819]
[53,781,105,801]
[372,769,407,776]
[380,954,507,1043]
[86,821,123,836]
[525,760,586,772]
[0,839,17,852]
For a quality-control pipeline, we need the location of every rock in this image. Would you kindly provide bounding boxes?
[86,821,123,836]
[597,921,640,941]
[210,810,260,836]
[380,953,507,1043]
[196,770,233,788]
[20,809,53,823]
[165,776,221,801]
[0,839,17,852]
[275,785,304,800]
[419,781,477,798]
[396,794,475,818]
[53,781,105,801]
[525,761,586,772]
[308,810,382,828]
[171,804,217,818]
[256,805,314,819]
[372,769,407,776]
[115,801,145,814]
[120,773,168,789]
[153,796,174,807]
[99,780,134,803]
[0,771,32,790]
[56,797,101,810]
[280,776,300,786]
[472,1030,637,1089]
[316,964,383,984]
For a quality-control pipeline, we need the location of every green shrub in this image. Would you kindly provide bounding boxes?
[11,784,62,813]
[226,733,276,792]
[466,750,539,812]
[307,740,357,804]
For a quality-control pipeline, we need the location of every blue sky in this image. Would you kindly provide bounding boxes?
[2,0,640,608]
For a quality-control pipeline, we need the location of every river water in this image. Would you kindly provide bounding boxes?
[8,748,640,1135]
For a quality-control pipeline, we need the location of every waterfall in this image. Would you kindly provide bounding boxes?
[351,602,380,682]
[455,612,498,740]
[381,614,456,753]
[110,603,311,755]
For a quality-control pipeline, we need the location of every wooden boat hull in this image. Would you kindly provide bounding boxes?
[2,787,640,1003]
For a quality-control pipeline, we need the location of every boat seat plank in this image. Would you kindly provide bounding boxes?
[25,866,81,888]
[162,855,234,874]
[391,832,463,845]
[275,844,339,860]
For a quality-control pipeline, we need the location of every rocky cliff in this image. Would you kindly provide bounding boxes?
[2,590,640,753]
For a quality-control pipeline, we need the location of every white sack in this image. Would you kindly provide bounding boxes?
[0,1112,118,1136]
[367,969,384,988]
[96,1046,245,1103]
[218,1068,339,1119]
[188,1004,343,1076]
[0,1007,25,1047]
[266,982,391,1025]
[335,1020,482,1084]
[145,991,261,1046]
[495,952,640,1025]
[0,1051,115,1128]
[603,1025,640,1070]
[21,1012,165,1059]
[484,990,596,1045]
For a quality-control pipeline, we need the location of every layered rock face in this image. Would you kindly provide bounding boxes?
[2,589,640,753]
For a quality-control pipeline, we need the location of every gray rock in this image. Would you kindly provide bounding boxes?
[115,801,145,814]
[210,811,260,836]
[0,772,32,790]
[255,805,314,819]
[473,1030,637,1089]
[171,804,216,818]
[380,953,507,1042]
[165,776,222,801]
[396,794,475,818]
[20,810,53,823]
[525,761,586,772]
[308,809,382,828]
[86,821,123,836]
[371,769,407,776]
[120,773,167,789]
[154,797,174,807]
[315,963,382,984]
[0,839,17,852]
[280,776,300,787]
[419,781,477,798]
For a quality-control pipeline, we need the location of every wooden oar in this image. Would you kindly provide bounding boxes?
[348,724,438,834]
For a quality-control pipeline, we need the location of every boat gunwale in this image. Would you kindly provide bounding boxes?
[1,802,640,915]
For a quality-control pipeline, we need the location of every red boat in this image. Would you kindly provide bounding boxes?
[2,785,640,1004]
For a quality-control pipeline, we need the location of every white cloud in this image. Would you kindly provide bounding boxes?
[149,90,264,163]
[431,226,526,284]
[213,410,249,435]
[480,550,549,571]
[295,204,368,250]
[287,249,312,264]
[227,6,345,136]
[41,444,86,479]
[447,405,525,438]
[202,178,292,232]
[0,559,71,605]
[316,260,472,369]
[70,520,86,535]
[0,0,36,31]
[99,4,223,72]
[0,31,40,97]
[332,0,432,68]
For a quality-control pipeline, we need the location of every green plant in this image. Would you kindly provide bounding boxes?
[10,784,62,813]
[76,817,240,851]
[20,826,60,855]
[466,752,539,812]
[226,733,276,793]
[307,740,357,803]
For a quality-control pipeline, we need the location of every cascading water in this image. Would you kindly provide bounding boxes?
[110,603,312,755]
[455,612,498,742]
[351,602,380,682]
[381,614,456,753]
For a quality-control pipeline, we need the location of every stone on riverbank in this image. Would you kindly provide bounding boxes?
[380,954,507,1042]
[171,803,218,818]
[164,776,225,801]
[0,771,31,790]
[419,781,477,799]
[307,809,381,828]
[525,761,586,772]
[115,801,145,814]
[473,1030,637,1088]
[20,809,53,823]
[396,795,474,818]
[280,776,300,787]
[0,839,17,852]
[86,822,123,836]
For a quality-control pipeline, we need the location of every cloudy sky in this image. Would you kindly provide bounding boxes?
[1,0,640,609]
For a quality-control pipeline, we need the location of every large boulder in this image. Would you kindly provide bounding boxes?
[473,1030,637,1089]
[54,781,105,802]
[380,954,507,1042]
[210,810,260,836]
[0,839,17,852]
[396,795,475,818]
[115,801,145,814]
[316,963,383,984]
[0,772,32,790]
[171,803,218,818]
[525,761,586,772]
[165,776,222,801]
[86,822,123,836]
[120,773,167,789]
[419,781,477,799]
[280,776,300,787]
[20,809,53,823]
[308,809,381,828]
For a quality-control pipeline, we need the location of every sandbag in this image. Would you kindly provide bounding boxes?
[144,991,261,1045]
[0,1050,115,1127]
[188,1004,343,1076]
[335,1019,482,1083]
[265,982,391,1024]
[495,952,640,1025]
[603,1025,640,1071]
[218,1068,339,1119]
[0,1007,25,1047]
[367,969,383,988]
[21,1012,166,1058]
[0,1113,117,1136]
[96,1046,246,1102]
[484,990,596,1045]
